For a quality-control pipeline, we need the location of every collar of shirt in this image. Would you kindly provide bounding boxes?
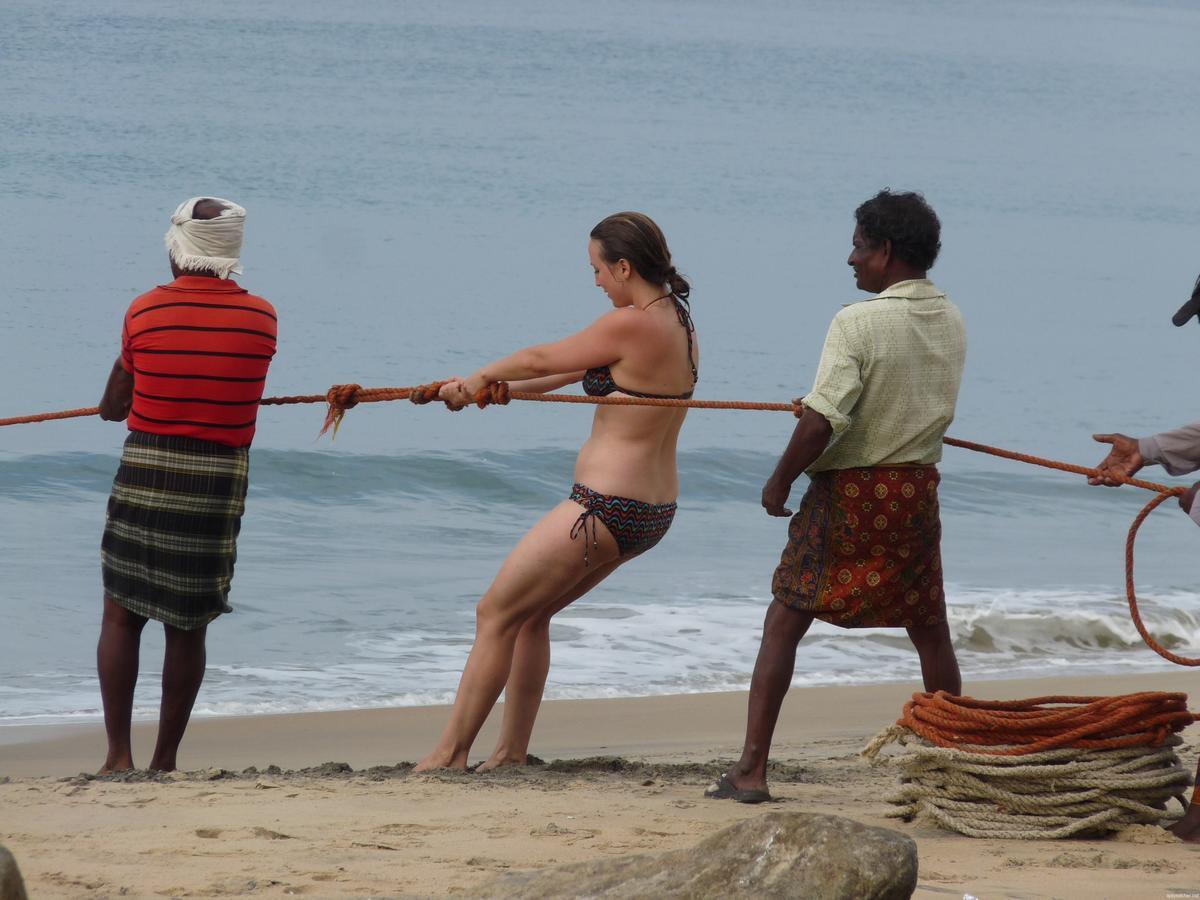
[159,275,248,294]
[843,278,944,307]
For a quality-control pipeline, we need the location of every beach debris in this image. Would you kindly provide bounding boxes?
[1005,850,1181,873]
[250,826,294,840]
[1114,823,1183,844]
[465,856,510,868]
[299,761,353,776]
[477,812,917,899]
[0,845,28,900]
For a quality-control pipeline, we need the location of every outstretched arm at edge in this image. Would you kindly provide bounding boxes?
[1139,422,1200,477]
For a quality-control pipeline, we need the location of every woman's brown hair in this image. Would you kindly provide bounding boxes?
[590,212,690,301]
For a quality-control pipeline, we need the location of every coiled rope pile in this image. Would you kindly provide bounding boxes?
[862,692,1196,838]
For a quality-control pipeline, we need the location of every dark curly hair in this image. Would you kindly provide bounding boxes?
[854,190,942,271]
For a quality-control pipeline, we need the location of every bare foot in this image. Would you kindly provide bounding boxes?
[475,751,527,773]
[98,755,134,776]
[413,751,468,773]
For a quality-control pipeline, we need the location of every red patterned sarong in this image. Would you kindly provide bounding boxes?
[771,465,945,628]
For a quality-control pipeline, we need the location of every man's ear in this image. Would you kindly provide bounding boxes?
[880,239,893,265]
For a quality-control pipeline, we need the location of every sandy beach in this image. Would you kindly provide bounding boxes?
[0,671,1196,899]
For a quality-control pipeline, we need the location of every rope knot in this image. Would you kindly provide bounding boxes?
[472,381,511,409]
[408,381,448,406]
[327,383,361,410]
[319,384,362,438]
[792,397,804,419]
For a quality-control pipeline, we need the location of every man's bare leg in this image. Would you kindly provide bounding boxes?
[478,558,623,771]
[1168,759,1200,843]
[97,597,148,773]
[148,622,208,772]
[719,601,814,795]
[906,620,961,695]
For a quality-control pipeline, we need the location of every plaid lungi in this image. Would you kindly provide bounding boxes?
[101,430,249,630]
[771,465,945,628]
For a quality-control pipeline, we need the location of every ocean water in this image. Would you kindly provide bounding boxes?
[2,0,1200,726]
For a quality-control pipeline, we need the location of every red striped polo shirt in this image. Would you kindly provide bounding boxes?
[120,276,278,447]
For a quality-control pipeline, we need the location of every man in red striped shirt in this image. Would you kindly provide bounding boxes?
[96,197,276,773]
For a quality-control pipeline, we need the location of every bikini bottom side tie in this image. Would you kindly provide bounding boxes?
[567,482,677,567]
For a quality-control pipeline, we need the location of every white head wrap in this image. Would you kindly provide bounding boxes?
[163,196,247,279]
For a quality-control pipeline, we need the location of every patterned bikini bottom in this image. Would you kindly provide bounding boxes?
[568,482,677,566]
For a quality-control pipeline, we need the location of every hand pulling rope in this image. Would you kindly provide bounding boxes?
[1,381,1193,664]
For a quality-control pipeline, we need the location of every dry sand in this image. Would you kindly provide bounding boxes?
[2,672,1198,899]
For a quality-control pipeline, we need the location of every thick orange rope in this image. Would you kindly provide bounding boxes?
[0,406,103,426]
[898,690,1194,755]
[2,381,1195,665]
[0,382,797,429]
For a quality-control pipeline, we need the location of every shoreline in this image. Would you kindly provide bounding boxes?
[2,670,1198,898]
[4,666,1166,735]
[1,670,1192,777]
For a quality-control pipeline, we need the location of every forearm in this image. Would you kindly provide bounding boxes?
[768,410,833,487]
[471,346,558,385]
[1139,422,1200,477]
[98,358,133,421]
[507,372,586,394]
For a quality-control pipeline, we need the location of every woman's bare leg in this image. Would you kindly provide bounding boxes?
[478,558,624,771]
[414,502,619,772]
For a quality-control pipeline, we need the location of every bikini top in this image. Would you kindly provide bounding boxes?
[582,295,698,400]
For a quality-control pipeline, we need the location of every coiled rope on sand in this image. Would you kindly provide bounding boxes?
[1,379,1195,665]
[862,692,1196,839]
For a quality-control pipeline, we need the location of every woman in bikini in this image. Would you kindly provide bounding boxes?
[414,212,699,772]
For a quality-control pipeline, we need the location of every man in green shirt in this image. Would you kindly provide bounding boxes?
[708,190,967,803]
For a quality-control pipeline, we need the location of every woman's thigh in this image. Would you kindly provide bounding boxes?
[530,556,625,628]
[479,500,620,629]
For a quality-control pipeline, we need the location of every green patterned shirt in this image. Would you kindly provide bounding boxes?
[803,279,966,473]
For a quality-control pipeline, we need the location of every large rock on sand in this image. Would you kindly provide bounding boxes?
[478,812,917,899]
[0,845,27,900]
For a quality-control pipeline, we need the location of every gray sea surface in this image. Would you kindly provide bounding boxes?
[1,0,1199,726]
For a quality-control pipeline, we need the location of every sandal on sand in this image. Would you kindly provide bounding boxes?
[703,772,771,804]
